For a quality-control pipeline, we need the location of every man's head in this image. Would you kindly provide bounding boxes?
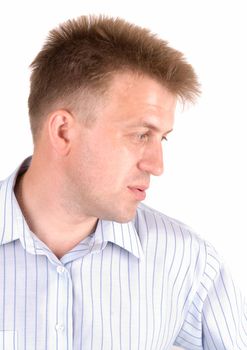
[28,15,200,142]
[27,15,200,223]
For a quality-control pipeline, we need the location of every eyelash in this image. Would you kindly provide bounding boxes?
[137,133,168,142]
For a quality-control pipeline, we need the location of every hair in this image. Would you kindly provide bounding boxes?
[28,15,200,143]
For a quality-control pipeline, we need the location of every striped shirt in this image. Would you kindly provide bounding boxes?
[0,156,246,350]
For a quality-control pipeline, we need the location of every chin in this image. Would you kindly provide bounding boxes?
[98,201,138,223]
[112,208,137,223]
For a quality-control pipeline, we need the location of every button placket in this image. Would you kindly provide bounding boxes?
[55,264,70,349]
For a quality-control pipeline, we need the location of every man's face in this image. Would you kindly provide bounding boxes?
[66,73,176,222]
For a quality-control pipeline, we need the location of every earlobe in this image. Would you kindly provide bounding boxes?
[48,109,74,156]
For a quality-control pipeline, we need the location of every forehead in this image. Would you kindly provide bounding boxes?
[97,72,176,129]
[106,72,175,102]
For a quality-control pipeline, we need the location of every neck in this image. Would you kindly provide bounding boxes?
[14,163,98,259]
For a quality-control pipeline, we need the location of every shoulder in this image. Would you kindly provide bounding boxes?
[135,202,222,276]
[136,202,205,245]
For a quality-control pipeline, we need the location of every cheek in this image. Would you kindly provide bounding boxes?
[92,149,134,188]
[75,133,138,182]
[81,143,115,180]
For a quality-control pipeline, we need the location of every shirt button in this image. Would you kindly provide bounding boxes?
[55,324,64,332]
[56,266,65,274]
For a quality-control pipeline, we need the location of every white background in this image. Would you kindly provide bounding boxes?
[0,0,246,308]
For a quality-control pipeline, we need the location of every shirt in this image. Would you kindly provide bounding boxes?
[0,156,246,350]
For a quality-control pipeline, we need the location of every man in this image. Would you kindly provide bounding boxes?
[0,15,246,350]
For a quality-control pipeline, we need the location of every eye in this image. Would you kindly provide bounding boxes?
[137,133,149,142]
[136,133,168,143]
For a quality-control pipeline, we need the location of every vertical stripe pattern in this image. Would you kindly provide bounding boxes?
[0,157,246,350]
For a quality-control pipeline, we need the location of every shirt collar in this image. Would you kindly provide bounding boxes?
[0,156,144,259]
[0,156,32,247]
[91,219,144,259]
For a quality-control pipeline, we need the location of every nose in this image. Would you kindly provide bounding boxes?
[137,141,164,176]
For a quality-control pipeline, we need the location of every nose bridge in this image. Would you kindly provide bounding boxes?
[153,141,164,175]
[140,139,164,176]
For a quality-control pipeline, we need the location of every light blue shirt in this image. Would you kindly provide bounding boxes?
[0,156,246,350]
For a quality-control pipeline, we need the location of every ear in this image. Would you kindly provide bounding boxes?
[48,109,76,156]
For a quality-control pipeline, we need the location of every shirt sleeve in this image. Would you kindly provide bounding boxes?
[174,242,247,349]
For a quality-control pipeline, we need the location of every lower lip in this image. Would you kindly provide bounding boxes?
[128,187,146,201]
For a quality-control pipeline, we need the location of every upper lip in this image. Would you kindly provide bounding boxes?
[128,185,149,191]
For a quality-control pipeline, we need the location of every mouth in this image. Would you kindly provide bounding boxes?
[127,186,147,201]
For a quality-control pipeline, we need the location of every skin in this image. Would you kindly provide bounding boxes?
[14,72,176,258]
